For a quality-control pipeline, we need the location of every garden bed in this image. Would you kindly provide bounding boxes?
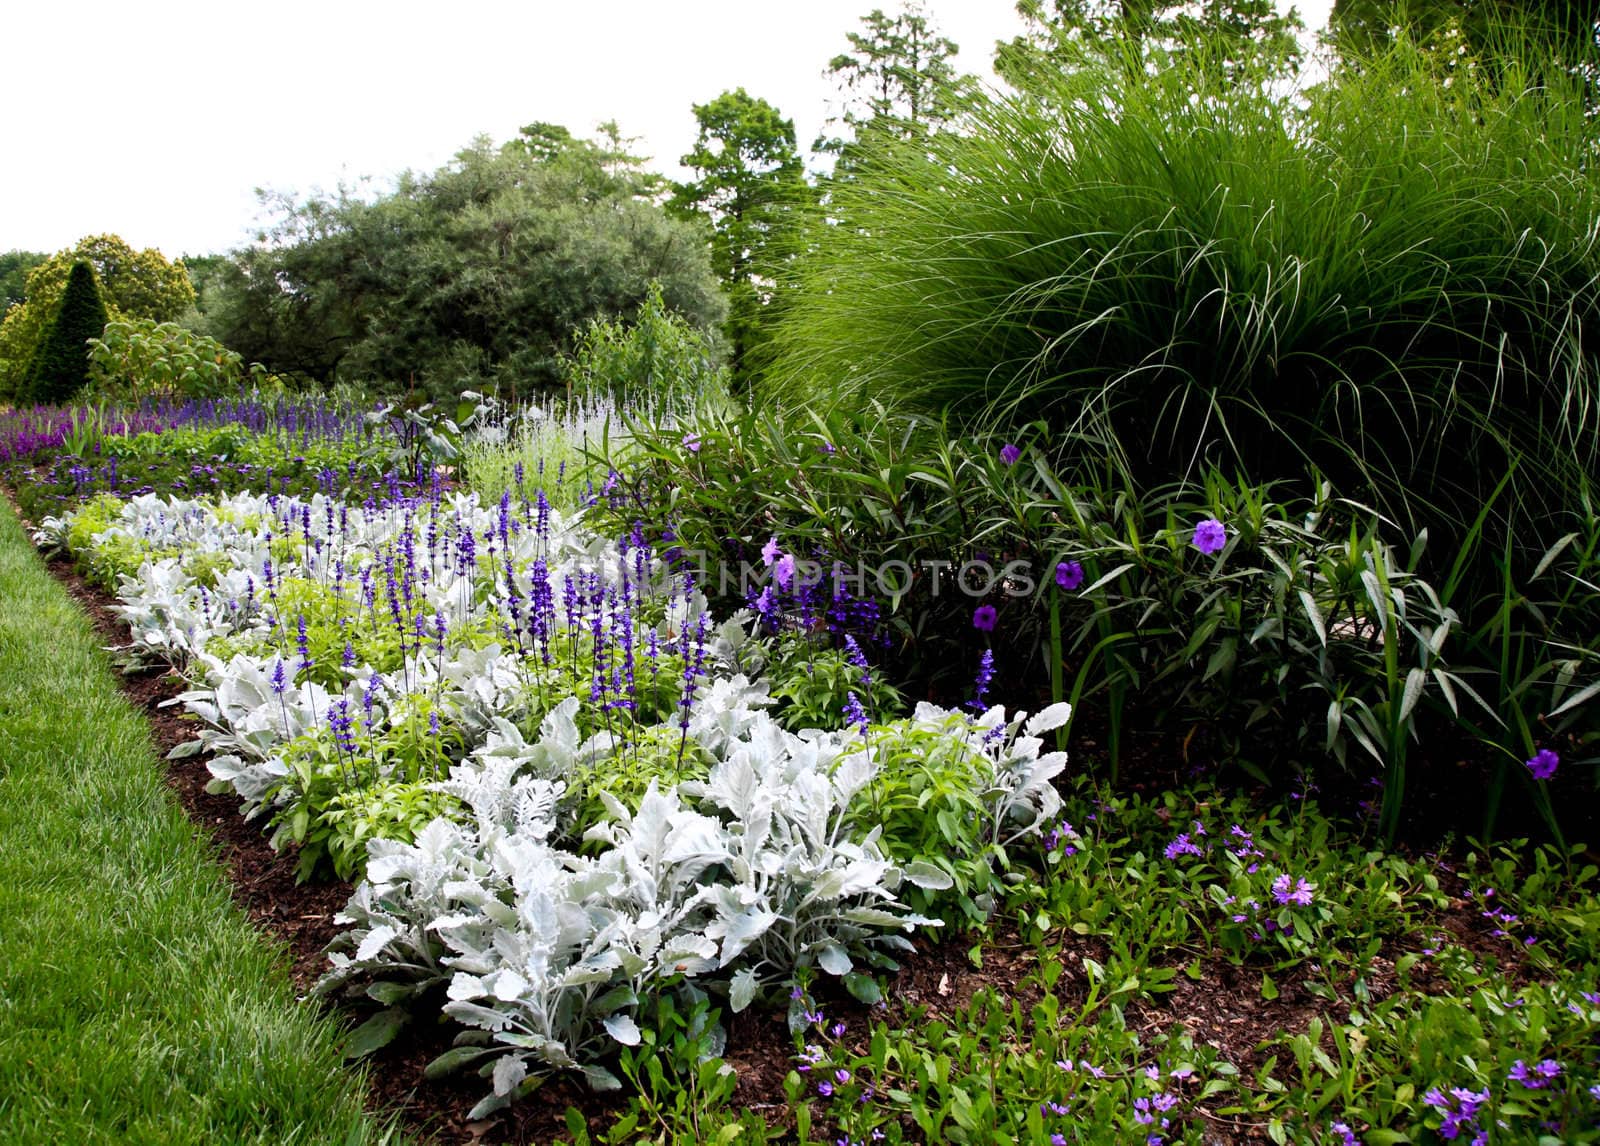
[27,490,1595,1145]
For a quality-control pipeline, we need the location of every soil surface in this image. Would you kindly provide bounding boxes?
[20,505,1552,1145]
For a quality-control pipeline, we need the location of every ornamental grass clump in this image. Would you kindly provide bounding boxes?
[768,20,1600,564]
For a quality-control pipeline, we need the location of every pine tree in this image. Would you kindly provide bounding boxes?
[26,261,109,405]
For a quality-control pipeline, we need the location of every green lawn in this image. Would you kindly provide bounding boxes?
[0,496,395,1145]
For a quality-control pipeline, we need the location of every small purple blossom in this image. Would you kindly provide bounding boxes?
[1164,833,1203,860]
[972,603,997,632]
[1272,874,1315,907]
[1055,560,1084,591]
[1508,1059,1562,1089]
[999,442,1022,466]
[1525,748,1559,780]
[683,432,702,454]
[761,536,781,567]
[1192,517,1227,556]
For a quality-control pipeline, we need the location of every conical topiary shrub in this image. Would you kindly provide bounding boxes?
[26,261,109,405]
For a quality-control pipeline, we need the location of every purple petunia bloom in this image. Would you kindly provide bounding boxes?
[999,443,1022,466]
[1525,748,1559,780]
[972,603,998,632]
[683,432,702,453]
[1055,560,1084,591]
[774,553,797,591]
[761,536,782,567]
[1192,518,1227,555]
[1330,1123,1358,1146]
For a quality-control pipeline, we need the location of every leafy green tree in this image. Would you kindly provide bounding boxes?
[203,126,725,400]
[817,2,969,168]
[1329,0,1598,60]
[25,262,110,405]
[0,235,194,401]
[996,0,1304,85]
[0,250,45,313]
[671,89,814,382]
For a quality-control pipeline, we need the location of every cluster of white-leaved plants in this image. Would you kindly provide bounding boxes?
[39,490,1067,1117]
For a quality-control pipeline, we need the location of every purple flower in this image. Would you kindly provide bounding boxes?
[761,536,782,567]
[817,1080,833,1097]
[1192,518,1226,556]
[972,604,998,632]
[1330,1123,1358,1146]
[774,553,796,591]
[1508,1059,1562,1088]
[843,691,870,735]
[999,442,1022,466]
[966,648,995,713]
[1164,833,1202,860]
[684,432,702,454]
[1272,874,1315,907]
[1055,560,1084,591]
[1525,748,1559,780]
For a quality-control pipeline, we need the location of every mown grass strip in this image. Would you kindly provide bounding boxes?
[0,497,397,1145]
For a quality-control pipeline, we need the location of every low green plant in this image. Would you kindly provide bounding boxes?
[766,632,904,732]
[87,318,246,400]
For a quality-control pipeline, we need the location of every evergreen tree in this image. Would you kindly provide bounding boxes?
[817,2,970,172]
[997,0,1303,86]
[25,262,109,405]
[671,89,814,382]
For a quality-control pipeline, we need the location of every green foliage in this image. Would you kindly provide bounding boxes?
[0,249,44,313]
[1328,0,1600,62]
[840,714,1006,922]
[273,727,462,881]
[817,2,970,164]
[568,724,714,829]
[766,632,905,732]
[0,235,194,401]
[202,128,727,400]
[25,262,110,405]
[996,0,1303,86]
[561,283,729,410]
[671,90,814,382]
[768,25,1600,576]
[86,317,245,400]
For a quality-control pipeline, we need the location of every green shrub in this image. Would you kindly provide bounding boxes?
[26,262,109,405]
[87,318,245,400]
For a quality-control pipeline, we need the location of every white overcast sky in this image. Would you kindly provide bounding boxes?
[2,0,1331,259]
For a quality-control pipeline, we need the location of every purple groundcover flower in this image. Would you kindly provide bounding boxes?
[1192,517,1227,556]
[1525,748,1559,780]
[1508,1059,1562,1089]
[684,432,702,454]
[999,442,1022,466]
[761,535,782,567]
[1423,1085,1489,1142]
[1330,1123,1358,1146]
[972,603,997,632]
[1164,833,1203,860]
[1272,874,1315,907]
[1055,560,1084,591]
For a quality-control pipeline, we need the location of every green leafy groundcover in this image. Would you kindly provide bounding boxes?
[0,496,394,1146]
